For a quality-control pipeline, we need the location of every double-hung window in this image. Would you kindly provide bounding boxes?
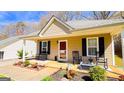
[87,37,98,56]
[42,41,48,53]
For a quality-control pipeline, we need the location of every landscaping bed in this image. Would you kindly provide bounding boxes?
[43,69,119,81]
[14,60,45,71]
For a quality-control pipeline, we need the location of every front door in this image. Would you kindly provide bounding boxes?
[58,40,68,61]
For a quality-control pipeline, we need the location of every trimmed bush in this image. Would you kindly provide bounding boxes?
[42,76,54,81]
[89,66,106,81]
[24,60,30,67]
[17,49,28,59]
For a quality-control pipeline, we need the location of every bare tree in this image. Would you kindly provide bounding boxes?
[15,22,26,35]
[83,11,117,20]
[38,11,85,30]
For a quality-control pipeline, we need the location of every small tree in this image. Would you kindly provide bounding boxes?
[17,49,28,59]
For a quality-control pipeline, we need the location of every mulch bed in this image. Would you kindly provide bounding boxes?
[50,69,119,81]
[14,64,45,71]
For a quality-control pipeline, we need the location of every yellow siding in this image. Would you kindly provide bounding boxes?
[42,20,70,36]
[37,34,112,64]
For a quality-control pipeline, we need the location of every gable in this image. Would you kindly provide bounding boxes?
[41,20,71,36]
[38,16,73,37]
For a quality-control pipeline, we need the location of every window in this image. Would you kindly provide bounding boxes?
[87,37,98,56]
[42,41,48,53]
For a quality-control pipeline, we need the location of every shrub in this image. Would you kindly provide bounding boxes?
[119,75,124,81]
[17,49,28,59]
[58,70,66,77]
[89,66,106,81]
[66,70,76,80]
[13,61,23,66]
[31,63,38,68]
[42,76,54,81]
[24,60,30,67]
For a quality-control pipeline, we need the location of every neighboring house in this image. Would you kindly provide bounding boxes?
[0,32,38,60]
[1,16,124,66]
[0,33,8,40]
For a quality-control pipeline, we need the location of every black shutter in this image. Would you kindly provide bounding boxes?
[99,37,105,57]
[47,41,51,54]
[39,41,42,54]
[82,38,87,56]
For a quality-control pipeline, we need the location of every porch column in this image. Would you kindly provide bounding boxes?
[121,32,124,63]
[22,39,26,62]
[111,35,115,66]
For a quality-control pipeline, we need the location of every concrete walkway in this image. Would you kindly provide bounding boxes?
[0,59,21,67]
[106,65,124,79]
[0,65,59,81]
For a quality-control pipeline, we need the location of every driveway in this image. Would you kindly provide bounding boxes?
[0,59,21,67]
[0,59,59,81]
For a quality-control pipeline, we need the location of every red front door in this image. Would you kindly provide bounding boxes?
[58,40,68,61]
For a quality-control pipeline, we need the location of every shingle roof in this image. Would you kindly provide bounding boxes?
[0,31,39,49]
[66,19,124,30]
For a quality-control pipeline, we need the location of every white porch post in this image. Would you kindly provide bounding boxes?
[121,32,124,63]
[111,35,115,66]
[22,39,26,62]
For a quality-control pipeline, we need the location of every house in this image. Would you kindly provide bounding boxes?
[0,32,38,60]
[1,16,124,66]
[21,16,124,66]
[0,33,8,40]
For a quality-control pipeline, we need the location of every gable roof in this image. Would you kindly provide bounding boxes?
[18,17,124,39]
[38,16,73,36]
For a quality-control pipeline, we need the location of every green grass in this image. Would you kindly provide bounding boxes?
[115,55,123,66]
[41,76,54,81]
[117,66,124,70]
[0,74,7,78]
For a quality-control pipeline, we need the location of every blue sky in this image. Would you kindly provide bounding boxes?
[0,11,93,25]
[0,11,47,25]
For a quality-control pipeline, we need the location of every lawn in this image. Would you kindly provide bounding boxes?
[117,66,124,70]
[0,74,7,78]
[0,74,11,81]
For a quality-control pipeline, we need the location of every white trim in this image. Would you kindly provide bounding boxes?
[39,16,73,37]
[86,37,99,57]
[111,35,115,66]
[58,40,68,61]
[121,32,124,64]
[22,39,26,62]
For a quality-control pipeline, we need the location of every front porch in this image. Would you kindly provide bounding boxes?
[22,33,115,69]
[21,16,124,68]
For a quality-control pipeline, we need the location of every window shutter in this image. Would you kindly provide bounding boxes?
[82,38,87,56]
[47,41,51,54]
[39,41,42,54]
[99,37,105,57]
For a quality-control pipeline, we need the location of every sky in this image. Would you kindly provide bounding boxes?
[0,11,47,25]
[0,11,94,26]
